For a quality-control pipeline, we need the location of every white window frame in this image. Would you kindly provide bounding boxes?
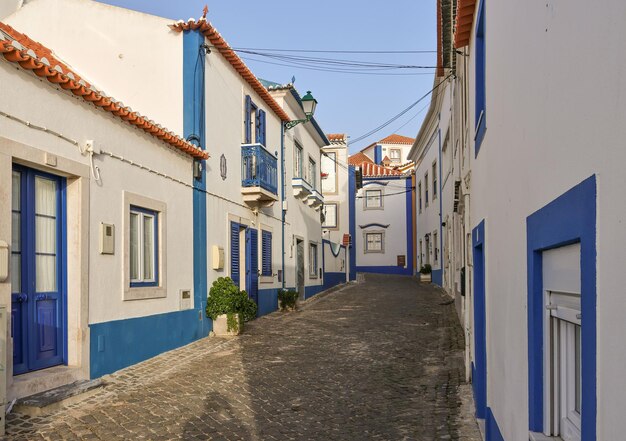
[322,203,338,229]
[129,207,157,285]
[308,156,317,189]
[308,242,318,278]
[544,290,582,441]
[364,231,384,254]
[364,189,383,210]
[123,192,167,301]
[433,231,439,263]
[294,141,303,179]
[389,148,401,163]
[432,160,438,200]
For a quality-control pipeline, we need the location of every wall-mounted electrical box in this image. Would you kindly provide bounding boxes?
[180,289,192,310]
[99,223,115,254]
[212,246,224,270]
[0,240,8,282]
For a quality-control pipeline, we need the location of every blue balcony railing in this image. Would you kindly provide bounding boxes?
[242,144,278,195]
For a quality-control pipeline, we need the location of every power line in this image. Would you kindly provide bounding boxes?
[355,189,412,198]
[232,47,437,54]
[349,75,452,146]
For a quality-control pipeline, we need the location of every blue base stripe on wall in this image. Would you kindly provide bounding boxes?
[90,309,203,379]
[323,272,347,291]
[431,269,443,286]
[257,288,278,317]
[304,285,325,299]
[485,407,504,441]
[355,266,413,276]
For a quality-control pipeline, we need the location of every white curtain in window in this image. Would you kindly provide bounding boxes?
[35,177,57,292]
[143,215,154,280]
[130,212,139,280]
[367,234,382,251]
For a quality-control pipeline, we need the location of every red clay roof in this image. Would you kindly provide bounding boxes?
[169,18,290,122]
[0,23,208,160]
[378,134,415,145]
[360,162,404,177]
[455,0,477,48]
[348,152,373,166]
[326,133,347,142]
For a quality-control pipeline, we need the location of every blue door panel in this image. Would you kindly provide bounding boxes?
[472,221,487,419]
[246,228,259,306]
[12,165,66,374]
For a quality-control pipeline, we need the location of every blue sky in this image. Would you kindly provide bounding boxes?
[96,0,437,153]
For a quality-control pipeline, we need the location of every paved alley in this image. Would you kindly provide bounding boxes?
[6,275,481,441]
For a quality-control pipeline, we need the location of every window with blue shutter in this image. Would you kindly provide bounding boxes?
[230,222,240,287]
[258,109,266,146]
[244,95,266,145]
[475,0,486,155]
[261,230,272,276]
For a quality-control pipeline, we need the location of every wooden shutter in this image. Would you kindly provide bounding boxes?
[258,109,266,146]
[230,222,240,287]
[244,95,252,144]
[262,230,272,276]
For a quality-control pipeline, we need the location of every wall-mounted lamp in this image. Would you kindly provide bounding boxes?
[284,90,318,130]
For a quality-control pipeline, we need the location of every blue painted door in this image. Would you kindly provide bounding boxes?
[12,166,66,375]
[472,221,487,419]
[245,228,258,307]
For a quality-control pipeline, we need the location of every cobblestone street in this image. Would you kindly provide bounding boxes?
[6,274,481,440]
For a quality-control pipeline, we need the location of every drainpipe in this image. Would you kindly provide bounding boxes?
[281,123,286,290]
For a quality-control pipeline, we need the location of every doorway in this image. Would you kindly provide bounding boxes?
[296,238,305,300]
[12,165,67,375]
[230,222,258,308]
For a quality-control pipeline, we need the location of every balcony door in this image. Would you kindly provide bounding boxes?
[12,165,66,375]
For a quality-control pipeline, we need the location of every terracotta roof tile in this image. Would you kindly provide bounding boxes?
[455,0,477,48]
[348,152,373,165]
[360,163,404,177]
[378,134,415,145]
[0,22,208,160]
[327,133,346,142]
[169,18,290,122]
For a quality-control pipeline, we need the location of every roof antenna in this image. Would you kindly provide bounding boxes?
[202,5,208,19]
[291,75,296,84]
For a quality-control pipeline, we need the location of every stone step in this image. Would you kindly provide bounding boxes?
[14,379,105,416]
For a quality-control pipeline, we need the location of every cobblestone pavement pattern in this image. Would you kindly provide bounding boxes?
[6,274,482,440]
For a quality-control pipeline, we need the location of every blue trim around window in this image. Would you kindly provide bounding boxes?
[472,219,487,419]
[475,0,486,156]
[527,176,596,440]
[129,205,159,288]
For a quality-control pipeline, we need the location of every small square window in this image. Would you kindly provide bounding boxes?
[365,232,384,253]
[390,149,401,162]
[365,189,382,209]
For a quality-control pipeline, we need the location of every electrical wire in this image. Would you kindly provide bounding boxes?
[349,75,452,146]
[355,189,412,198]
[232,47,436,54]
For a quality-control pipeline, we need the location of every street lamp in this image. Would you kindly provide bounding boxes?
[285,90,318,130]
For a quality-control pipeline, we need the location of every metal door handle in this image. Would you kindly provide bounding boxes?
[17,294,28,303]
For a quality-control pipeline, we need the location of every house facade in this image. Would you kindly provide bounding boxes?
[359,134,415,166]
[0,0,347,401]
[410,0,626,440]
[349,162,414,276]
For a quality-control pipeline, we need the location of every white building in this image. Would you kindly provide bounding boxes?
[410,0,626,439]
[0,0,345,397]
[358,134,416,166]
[0,20,205,398]
[349,161,414,276]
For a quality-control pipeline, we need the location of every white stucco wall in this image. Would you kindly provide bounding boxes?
[4,0,184,136]
[464,1,626,439]
[355,177,410,269]
[321,142,349,245]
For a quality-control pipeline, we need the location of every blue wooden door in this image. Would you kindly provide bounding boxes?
[245,228,258,307]
[12,166,66,375]
[472,221,487,419]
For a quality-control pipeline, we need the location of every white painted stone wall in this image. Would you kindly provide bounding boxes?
[355,177,410,269]
[321,141,349,245]
[459,1,626,439]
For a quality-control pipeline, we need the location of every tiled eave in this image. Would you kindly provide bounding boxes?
[169,18,291,123]
[0,23,208,160]
[454,0,477,48]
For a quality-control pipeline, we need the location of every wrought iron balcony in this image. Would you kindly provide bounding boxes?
[241,144,278,207]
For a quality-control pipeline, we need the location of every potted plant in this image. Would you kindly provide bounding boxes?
[420,264,432,282]
[206,277,257,336]
[278,289,299,312]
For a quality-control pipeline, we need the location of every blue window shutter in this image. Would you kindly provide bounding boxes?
[248,228,259,305]
[231,222,240,287]
[262,231,272,276]
[245,95,252,144]
[255,109,261,144]
[258,109,266,146]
